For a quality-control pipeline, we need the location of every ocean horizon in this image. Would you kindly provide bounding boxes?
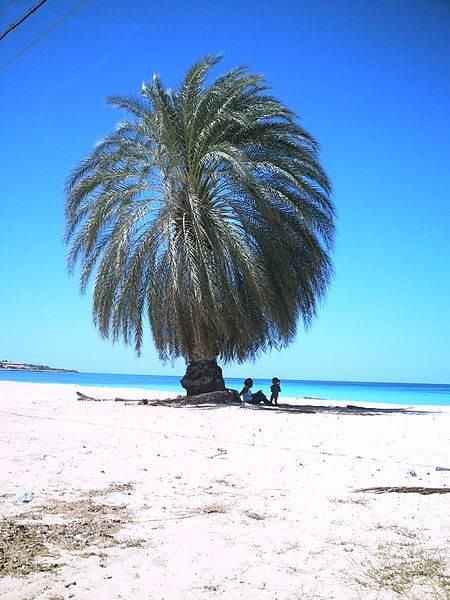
[1,370,449,406]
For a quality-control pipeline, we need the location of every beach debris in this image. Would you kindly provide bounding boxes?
[76,389,243,406]
[354,486,450,495]
[208,448,228,459]
[76,391,112,401]
[64,580,76,588]
[244,510,266,521]
[83,482,134,498]
[408,469,417,477]
[0,492,143,577]
[14,490,32,503]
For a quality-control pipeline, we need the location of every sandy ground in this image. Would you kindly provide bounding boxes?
[0,381,449,600]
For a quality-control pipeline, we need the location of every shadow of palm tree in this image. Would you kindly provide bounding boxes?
[177,399,433,416]
[247,403,434,416]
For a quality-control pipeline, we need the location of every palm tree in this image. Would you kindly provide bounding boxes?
[65,55,335,396]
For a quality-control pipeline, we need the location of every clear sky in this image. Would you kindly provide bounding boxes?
[0,0,449,383]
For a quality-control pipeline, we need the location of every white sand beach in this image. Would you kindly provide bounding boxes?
[0,381,449,600]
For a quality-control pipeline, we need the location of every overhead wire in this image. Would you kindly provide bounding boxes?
[0,0,48,42]
[0,0,17,18]
[0,0,89,71]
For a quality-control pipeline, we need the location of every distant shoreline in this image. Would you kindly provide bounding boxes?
[0,368,78,374]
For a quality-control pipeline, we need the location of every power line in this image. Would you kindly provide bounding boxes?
[0,0,89,71]
[0,0,48,42]
[0,1,17,18]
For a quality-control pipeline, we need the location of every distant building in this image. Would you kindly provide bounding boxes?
[0,360,77,373]
[2,361,30,370]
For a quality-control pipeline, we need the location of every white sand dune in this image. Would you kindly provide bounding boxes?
[0,381,449,600]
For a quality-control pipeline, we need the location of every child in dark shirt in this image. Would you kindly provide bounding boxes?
[270,377,281,405]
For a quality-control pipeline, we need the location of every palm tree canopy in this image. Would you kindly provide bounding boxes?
[65,55,335,363]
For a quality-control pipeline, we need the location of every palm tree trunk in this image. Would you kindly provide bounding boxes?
[180,358,226,396]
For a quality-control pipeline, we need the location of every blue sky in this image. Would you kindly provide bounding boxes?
[0,0,449,383]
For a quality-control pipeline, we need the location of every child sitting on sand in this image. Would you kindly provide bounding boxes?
[270,377,281,405]
[239,378,270,405]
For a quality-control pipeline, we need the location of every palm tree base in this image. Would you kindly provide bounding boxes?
[180,359,226,396]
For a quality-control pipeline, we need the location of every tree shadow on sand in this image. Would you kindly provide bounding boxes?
[190,402,434,416]
[76,391,434,416]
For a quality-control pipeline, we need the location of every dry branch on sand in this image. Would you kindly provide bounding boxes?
[355,486,450,495]
[76,390,241,406]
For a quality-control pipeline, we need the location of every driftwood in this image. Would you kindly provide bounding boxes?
[76,389,240,406]
[77,392,113,402]
[355,486,450,495]
[76,391,171,404]
[76,392,153,403]
[114,397,155,403]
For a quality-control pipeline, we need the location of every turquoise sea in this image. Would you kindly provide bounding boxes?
[0,370,449,406]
